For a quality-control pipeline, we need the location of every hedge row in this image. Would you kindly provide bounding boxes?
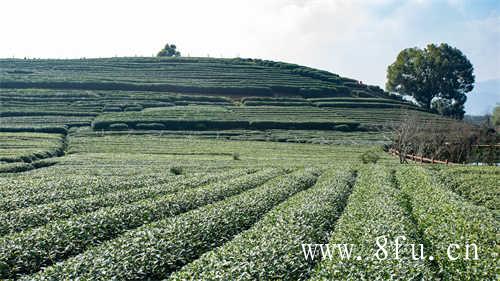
[308,97,410,105]
[0,81,276,97]
[240,97,306,102]
[0,82,363,99]
[0,111,97,117]
[0,169,249,236]
[241,58,341,84]
[243,101,312,106]
[170,167,355,280]
[24,168,319,280]
[0,160,57,174]
[0,168,282,278]
[396,166,498,280]
[310,166,434,280]
[0,146,64,164]
[0,126,68,134]
[173,101,231,106]
[0,169,191,212]
[0,168,191,199]
[93,120,361,131]
[315,102,414,109]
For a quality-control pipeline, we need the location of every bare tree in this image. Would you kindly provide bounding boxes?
[387,110,491,164]
[388,112,423,163]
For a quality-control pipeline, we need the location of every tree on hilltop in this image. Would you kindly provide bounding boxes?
[157,43,181,57]
[386,43,474,119]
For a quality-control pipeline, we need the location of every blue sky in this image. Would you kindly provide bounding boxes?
[1,0,498,113]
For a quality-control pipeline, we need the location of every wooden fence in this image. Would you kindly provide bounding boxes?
[388,148,455,165]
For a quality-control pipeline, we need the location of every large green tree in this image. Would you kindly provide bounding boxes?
[157,43,181,57]
[386,43,474,119]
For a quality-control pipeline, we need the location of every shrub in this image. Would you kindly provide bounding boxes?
[360,150,380,164]
[232,152,240,160]
[108,123,129,131]
[334,124,351,131]
[169,166,183,175]
[135,123,166,130]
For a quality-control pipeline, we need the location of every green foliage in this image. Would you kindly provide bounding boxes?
[431,98,465,118]
[24,169,318,280]
[232,152,240,160]
[102,105,122,112]
[92,105,361,131]
[0,55,495,280]
[386,43,475,119]
[315,101,417,109]
[437,167,499,210]
[243,100,311,106]
[311,166,433,279]
[0,169,281,278]
[0,170,192,213]
[135,122,166,130]
[493,105,500,126]
[0,170,245,236]
[360,150,380,164]
[0,159,57,173]
[157,43,181,57]
[396,166,498,280]
[169,166,183,175]
[309,97,409,104]
[0,57,398,100]
[333,124,351,131]
[0,132,64,163]
[108,123,129,131]
[170,167,354,280]
[123,105,143,112]
[0,126,68,134]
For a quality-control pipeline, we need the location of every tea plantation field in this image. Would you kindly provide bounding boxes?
[0,57,497,280]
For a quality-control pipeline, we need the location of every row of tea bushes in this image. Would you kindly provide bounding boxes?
[436,168,499,211]
[170,167,355,280]
[24,168,319,280]
[310,166,434,280]
[0,169,282,278]
[396,166,498,280]
[0,169,249,235]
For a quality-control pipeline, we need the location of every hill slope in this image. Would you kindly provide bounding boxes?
[0,57,452,137]
[1,57,388,97]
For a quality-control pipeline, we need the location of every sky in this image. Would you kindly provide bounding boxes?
[1,0,499,112]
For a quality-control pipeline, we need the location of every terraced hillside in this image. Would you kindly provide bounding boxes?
[0,57,382,96]
[0,57,455,136]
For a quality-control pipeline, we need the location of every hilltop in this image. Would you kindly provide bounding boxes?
[0,57,453,142]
